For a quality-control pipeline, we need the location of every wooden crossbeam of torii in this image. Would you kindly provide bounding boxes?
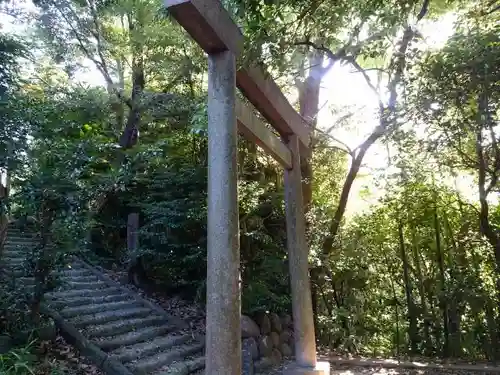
[236,98,292,168]
[164,1,329,375]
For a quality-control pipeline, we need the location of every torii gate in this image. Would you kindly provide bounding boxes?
[164,1,329,374]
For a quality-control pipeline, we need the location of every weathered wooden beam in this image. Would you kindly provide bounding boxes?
[164,0,311,150]
[236,66,310,152]
[236,99,292,169]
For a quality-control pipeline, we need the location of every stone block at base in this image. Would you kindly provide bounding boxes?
[283,361,330,375]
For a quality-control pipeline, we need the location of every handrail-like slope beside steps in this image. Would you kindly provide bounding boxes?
[1,224,205,375]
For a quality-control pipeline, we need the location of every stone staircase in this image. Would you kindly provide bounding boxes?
[1,224,206,375]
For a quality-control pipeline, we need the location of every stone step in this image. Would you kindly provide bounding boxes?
[3,244,36,249]
[3,248,32,253]
[2,249,29,256]
[71,307,153,328]
[62,275,100,283]
[2,253,27,260]
[48,286,123,299]
[3,236,35,241]
[111,334,193,363]
[62,280,107,290]
[3,269,25,277]
[6,238,36,242]
[47,293,130,309]
[127,342,205,374]
[96,324,178,351]
[4,237,37,243]
[152,355,205,375]
[57,269,93,277]
[1,259,26,267]
[13,277,35,285]
[4,259,26,266]
[85,315,170,339]
[61,300,144,319]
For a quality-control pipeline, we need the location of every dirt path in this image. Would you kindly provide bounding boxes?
[259,358,500,375]
[330,366,493,374]
[324,357,500,375]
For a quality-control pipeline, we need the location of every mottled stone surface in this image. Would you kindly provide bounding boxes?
[205,50,241,375]
[271,348,283,364]
[255,312,272,335]
[270,332,280,348]
[280,314,292,329]
[279,330,292,346]
[258,335,273,357]
[280,342,293,357]
[242,315,260,338]
[284,135,317,367]
[269,312,283,333]
[243,337,259,360]
[242,337,255,375]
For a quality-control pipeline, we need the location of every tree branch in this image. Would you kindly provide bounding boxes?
[314,128,354,156]
[323,111,358,134]
[294,40,341,63]
[416,0,431,21]
[343,56,383,105]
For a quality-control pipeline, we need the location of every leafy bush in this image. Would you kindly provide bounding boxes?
[0,340,37,375]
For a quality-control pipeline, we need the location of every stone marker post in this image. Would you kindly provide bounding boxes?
[206,50,241,375]
[127,213,139,255]
[284,135,329,375]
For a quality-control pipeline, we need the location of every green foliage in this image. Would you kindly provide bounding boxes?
[312,172,498,358]
[3,0,500,363]
[0,341,37,375]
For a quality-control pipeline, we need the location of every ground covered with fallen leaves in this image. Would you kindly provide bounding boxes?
[33,336,103,375]
[263,362,500,375]
[329,367,499,374]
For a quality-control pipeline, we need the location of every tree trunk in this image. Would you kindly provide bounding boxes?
[443,213,463,358]
[31,199,55,323]
[411,229,431,355]
[297,50,325,333]
[398,219,419,353]
[298,50,323,211]
[119,14,145,149]
[475,115,500,359]
[433,198,449,357]
[321,132,381,255]
[388,262,401,359]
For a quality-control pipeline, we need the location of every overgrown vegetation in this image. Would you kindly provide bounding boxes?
[1,0,500,366]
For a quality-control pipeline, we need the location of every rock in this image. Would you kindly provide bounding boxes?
[289,338,295,353]
[242,339,255,375]
[243,337,259,360]
[241,315,260,338]
[269,312,282,333]
[254,357,274,372]
[279,330,292,345]
[280,313,292,328]
[258,335,273,357]
[280,342,292,357]
[270,332,280,348]
[254,311,271,335]
[271,348,282,364]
